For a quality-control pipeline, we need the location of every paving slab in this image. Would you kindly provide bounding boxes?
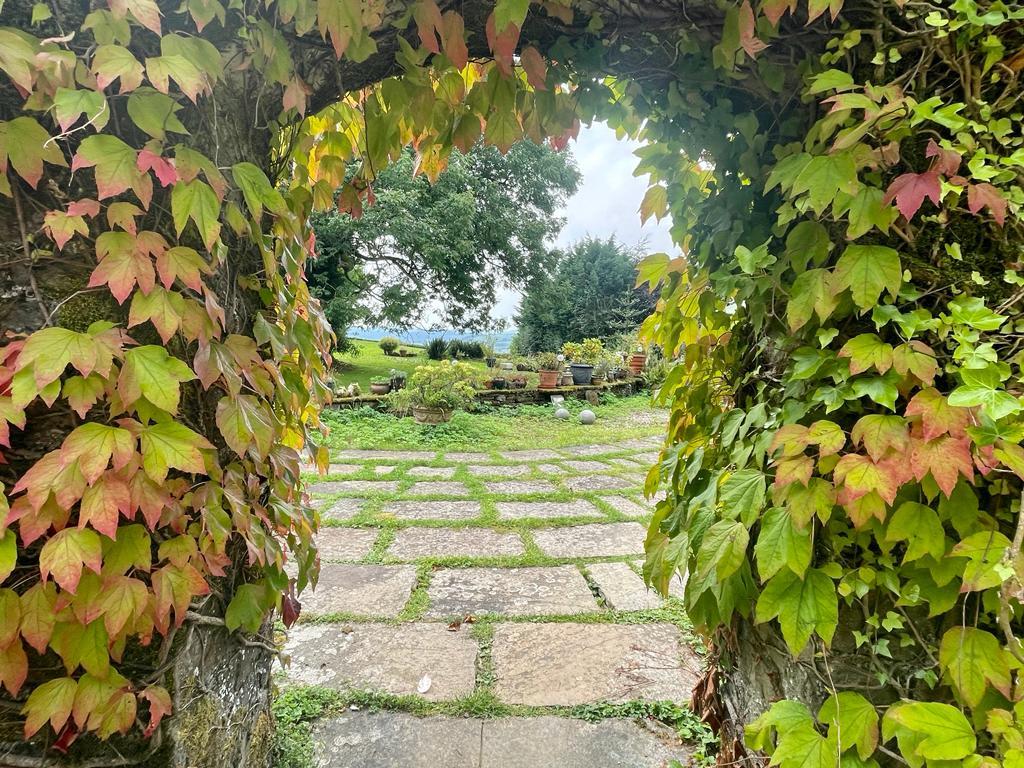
[601,495,651,516]
[388,528,525,559]
[484,480,558,495]
[379,500,482,521]
[334,450,437,460]
[426,566,598,617]
[619,437,664,450]
[499,449,563,461]
[314,711,481,767]
[285,623,477,700]
[558,444,622,457]
[320,498,366,521]
[606,457,641,468]
[532,523,645,558]
[315,528,380,561]
[560,459,611,472]
[309,480,399,494]
[495,500,603,520]
[405,481,471,496]
[628,451,662,464]
[445,452,493,462]
[406,465,456,479]
[535,463,567,475]
[466,464,531,477]
[480,716,691,768]
[301,563,417,616]
[492,622,699,705]
[372,465,396,475]
[562,474,635,492]
[587,562,662,611]
[326,463,361,475]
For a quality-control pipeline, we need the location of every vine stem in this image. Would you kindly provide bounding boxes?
[998,489,1024,664]
[10,176,51,327]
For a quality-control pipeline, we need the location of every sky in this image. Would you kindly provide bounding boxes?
[489,122,676,322]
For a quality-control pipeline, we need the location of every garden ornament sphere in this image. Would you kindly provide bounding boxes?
[555,408,570,420]
[579,409,596,425]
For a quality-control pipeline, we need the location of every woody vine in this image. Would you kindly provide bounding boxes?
[0,0,1020,767]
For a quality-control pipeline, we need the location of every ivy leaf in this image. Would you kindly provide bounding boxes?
[101,523,152,575]
[127,88,188,139]
[53,88,109,132]
[851,374,900,412]
[79,476,132,539]
[216,394,277,459]
[884,171,941,220]
[839,334,894,375]
[832,245,901,311]
[91,45,145,93]
[153,563,210,627]
[948,365,1022,420]
[787,268,839,331]
[127,285,187,342]
[438,11,468,68]
[840,186,896,239]
[755,506,811,579]
[21,676,78,738]
[819,692,878,760]
[0,590,21,648]
[98,575,149,637]
[938,627,1011,707]
[746,699,814,751]
[72,134,152,207]
[231,162,287,219]
[891,342,937,386]
[225,582,269,633]
[39,528,103,593]
[19,582,57,654]
[833,453,900,507]
[138,421,211,482]
[155,245,209,291]
[790,152,859,214]
[719,469,767,526]
[772,724,837,768]
[316,0,363,57]
[779,478,836,527]
[118,345,196,414]
[951,530,1012,592]
[108,0,162,35]
[909,435,974,497]
[905,388,970,440]
[639,184,668,224]
[0,529,15,583]
[885,502,945,562]
[882,702,975,761]
[947,296,1006,331]
[61,422,134,483]
[850,414,908,460]
[696,520,749,581]
[171,179,221,250]
[520,45,548,90]
[17,326,109,390]
[88,230,156,304]
[756,568,838,654]
[139,685,172,738]
[145,53,206,102]
[0,117,68,188]
[0,639,28,697]
[966,182,1006,226]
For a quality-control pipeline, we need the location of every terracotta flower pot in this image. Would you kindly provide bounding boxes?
[538,370,560,389]
[412,406,451,425]
[629,353,647,375]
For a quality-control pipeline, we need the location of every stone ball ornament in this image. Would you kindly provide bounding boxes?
[579,409,596,425]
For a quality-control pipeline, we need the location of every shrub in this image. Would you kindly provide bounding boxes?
[535,352,561,371]
[386,362,480,413]
[562,337,604,364]
[369,375,390,385]
[426,337,448,360]
[447,339,484,359]
[379,336,401,355]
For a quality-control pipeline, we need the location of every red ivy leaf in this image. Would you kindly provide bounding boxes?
[139,685,172,737]
[884,171,941,220]
[137,148,179,187]
[440,11,469,69]
[925,139,961,176]
[905,387,970,440]
[39,528,103,593]
[413,0,444,54]
[0,639,28,696]
[910,435,974,497]
[520,46,548,90]
[967,183,1006,226]
[485,12,519,76]
[739,0,768,57]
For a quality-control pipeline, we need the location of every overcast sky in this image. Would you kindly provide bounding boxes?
[489,121,676,321]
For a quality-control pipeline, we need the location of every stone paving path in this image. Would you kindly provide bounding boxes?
[283,438,699,767]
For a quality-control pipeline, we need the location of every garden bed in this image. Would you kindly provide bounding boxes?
[329,379,642,411]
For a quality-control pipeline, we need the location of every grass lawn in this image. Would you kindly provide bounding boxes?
[332,338,492,392]
[320,393,666,452]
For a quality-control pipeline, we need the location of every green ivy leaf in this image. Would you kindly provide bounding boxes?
[755,506,812,579]
[938,627,1011,707]
[884,502,945,562]
[719,469,767,526]
[231,162,287,219]
[948,365,1022,420]
[224,582,270,633]
[138,422,212,482]
[171,179,221,250]
[756,568,838,654]
[819,692,879,759]
[832,245,901,311]
[882,702,975,762]
[118,345,196,414]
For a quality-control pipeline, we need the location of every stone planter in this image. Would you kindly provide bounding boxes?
[538,370,560,389]
[412,406,451,425]
[569,364,594,385]
[629,353,647,375]
[369,383,392,395]
[560,373,574,387]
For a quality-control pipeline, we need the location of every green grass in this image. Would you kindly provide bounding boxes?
[321,393,666,451]
[333,338,490,392]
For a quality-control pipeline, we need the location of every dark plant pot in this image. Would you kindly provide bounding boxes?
[390,378,406,391]
[486,357,496,367]
[412,406,451,425]
[629,354,647,375]
[369,383,391,395]
[538,370,560,389]
[492,378,507,390]
[570,364,594,385]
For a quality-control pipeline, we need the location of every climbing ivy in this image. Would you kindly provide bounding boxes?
[0,0,1020,763]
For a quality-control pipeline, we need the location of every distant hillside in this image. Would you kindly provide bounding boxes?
[350,326,516,353]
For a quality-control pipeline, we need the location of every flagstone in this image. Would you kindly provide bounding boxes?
[561,460,611,472]
[495,500,603,520]
[405,481,471,496]
[300,564,417,616]
[387,528,524,559]
[492,622,699,705]
[586,562,661,611]
[379,500,482,521]
[484,480,558,495]
[308,480,399,494]
[426,566,598,617]
[406,465,456,478]
[315,527,380,561]
[320,498,366,521]
[531,523,645,558]
[466,464,531,477]
[499,449,563,461]
[285,623,476,700]
[562,474,634,492]
[600,496,651,516]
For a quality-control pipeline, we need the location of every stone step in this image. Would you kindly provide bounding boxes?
[313,711,691,768]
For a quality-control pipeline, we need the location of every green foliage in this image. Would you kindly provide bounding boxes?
[425,337,448,360]
[514,237,655,353]
[534,352,561,371]
[386,362,480,413]
[562,338,605,365]
[271,687,343,768]
[377,336,400,355]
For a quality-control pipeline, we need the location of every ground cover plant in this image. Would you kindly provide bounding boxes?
[0,0,1020,764]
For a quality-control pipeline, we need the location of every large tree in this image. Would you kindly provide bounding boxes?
[311,141,579,334]
[0,0,1020,767]
[514,236,655,352]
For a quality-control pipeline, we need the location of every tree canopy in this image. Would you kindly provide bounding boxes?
[513,236,654,352]
[310,140,579,338]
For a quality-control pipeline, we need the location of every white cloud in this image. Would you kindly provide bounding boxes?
[492,122,674,320]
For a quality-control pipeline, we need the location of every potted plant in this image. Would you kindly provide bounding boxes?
[369,375,392,395]
[389,368,407,391]
[562,338,604,385]
[535,352,561,389]
[508,374,527,389]
[492,376,507,390]
[482,342,496,368]
[628,339,647,375]
[378,336,400,356]
[592,359,609,385]
[386,362,479,424]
